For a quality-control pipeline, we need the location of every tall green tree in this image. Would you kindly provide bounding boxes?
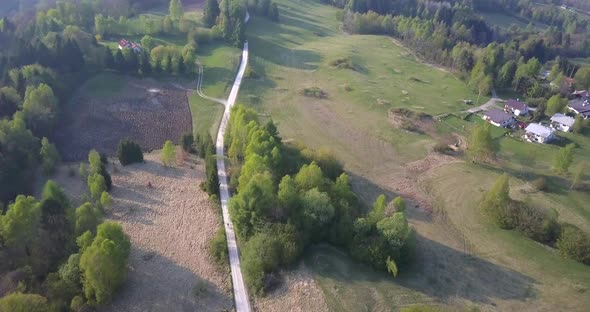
[161,140,176,166]
[22,83,58,135]
[545,95,567,116]
[469,123,497,162]
[0,293,48,312]
[481,174,512,228]
[574,67,590,90]
[75,202,102,235]
[203,0,221,28]
[554,143,576,174]
[1,195,40,255]
[40,137,60,175]
[80,222,130,304]
[169,0,184,21]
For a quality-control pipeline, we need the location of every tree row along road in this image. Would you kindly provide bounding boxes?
[213,40,252,312]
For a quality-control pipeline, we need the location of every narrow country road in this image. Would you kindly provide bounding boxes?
[215,41,251,312]
[466,89,501,113]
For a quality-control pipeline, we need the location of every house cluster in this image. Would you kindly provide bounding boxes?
[482,98,579,144]
[118,39,142,53]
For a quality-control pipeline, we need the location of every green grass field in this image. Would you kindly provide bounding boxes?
[478,12,547,31]
[240,0,483,170]
[238,0,590,310]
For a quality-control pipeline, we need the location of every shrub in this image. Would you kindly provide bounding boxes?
[433,141,452,154]
[161,140,176,167]
[556,224,590,265]
[209,227,228,267]
[329,56,355,70]
[117,139,143,165]
[181,133,194,152]
[531,177,548,192]
[302,87,328,99]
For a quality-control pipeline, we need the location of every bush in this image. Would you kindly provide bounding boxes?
[209,227,228,267]
[329,56,355,70]
[181,133,194,152]
[556,225,590,265]
[302,87,328,99]
[433,141,452,154]
[117,139,144,166]
[531,177,548,192]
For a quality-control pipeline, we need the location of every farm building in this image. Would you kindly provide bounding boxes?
[483,109,517,128]
[568,97,590,119]
[504,99,529,116]
[118,39,142,53]
[550,113,575,132]
[524,123,556,143]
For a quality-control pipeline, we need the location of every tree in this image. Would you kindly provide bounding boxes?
[229,172,276,239]
[181,133,194,152]
[22,83,58,135]
[169,0,184,21]
[75,202,102,235]
[469,123,497,162]
[117,139,143,165]
[277,175,299,220]
[80,222,130,304]
[556,225,590,265]
[377,212,410,251]
[392,196,406,213]
[573,115,587,134]
[545,95,567,116]
[87,173,106,200]
[203,151,219,195]
[1,195,40,255]
[574,67,590,90]
[103,47,114,69]
[481,174,512,229]
[300,188,335,242]
[0,86,20,118]
[161,140,176,166]
[571,162,586,190]
[100,191,112,209]
[295,162,325,191]
[268,3,279,21]
[554,143,576,174]
[140,35,155,52]
[203,0,221,28]
[0,293,49,312]
[40,137,60,176]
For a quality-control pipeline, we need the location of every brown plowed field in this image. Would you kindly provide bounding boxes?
[55,76,193,161]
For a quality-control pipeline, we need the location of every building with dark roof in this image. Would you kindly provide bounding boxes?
[482,109,517,128]
[504,99,529,116]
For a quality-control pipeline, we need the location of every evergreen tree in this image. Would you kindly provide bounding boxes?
[203,0,221,28]
[103,47,115,69]
[169,0,184,21]
[114,49,125,71]
[140,51,151,75]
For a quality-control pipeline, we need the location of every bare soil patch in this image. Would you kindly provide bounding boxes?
[254,263,329,312]
[37,152,232,311]
[104,152,232,312]
[55,76,193,161]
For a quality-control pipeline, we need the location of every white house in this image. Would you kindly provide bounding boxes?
[524,123,556,143]
[550,113,575,132]
[504,99,529,116]
[483,109,517,128]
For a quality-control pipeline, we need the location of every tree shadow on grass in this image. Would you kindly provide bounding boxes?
[103,247,232,312]
[307,238,537,309]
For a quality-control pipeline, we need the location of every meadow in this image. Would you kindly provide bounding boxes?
[239,0,590,310]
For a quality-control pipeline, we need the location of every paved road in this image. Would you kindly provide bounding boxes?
[466,90,501,113]
[215,41,251,312]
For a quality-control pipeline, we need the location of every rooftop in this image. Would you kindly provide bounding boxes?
[550,113,575,127]
[484,109,515,124]
[505,99,528,111]
[525,123,555,139]
[568,98,590,114]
